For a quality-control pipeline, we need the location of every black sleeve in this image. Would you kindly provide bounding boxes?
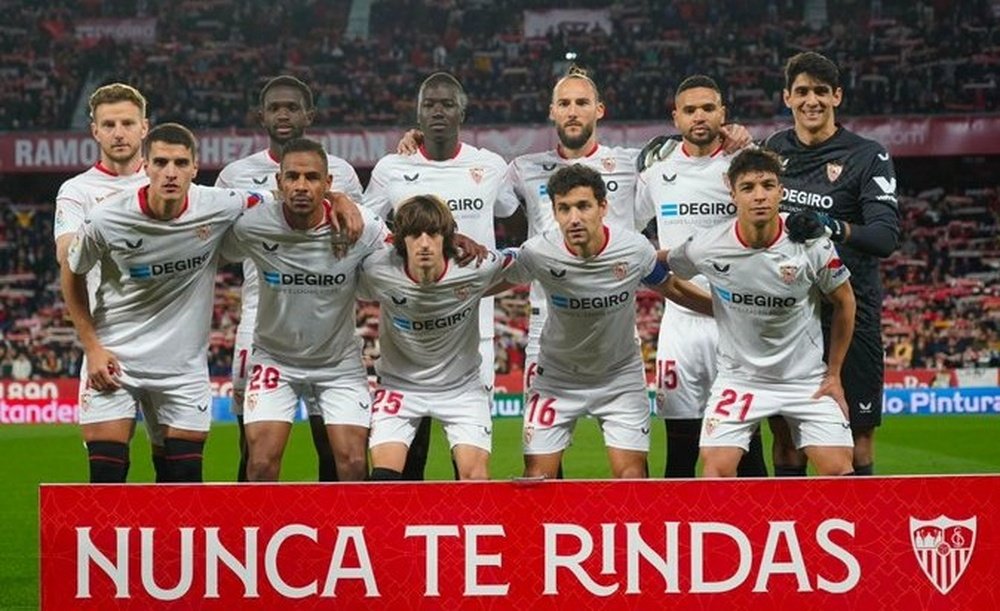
[845,145,900,258]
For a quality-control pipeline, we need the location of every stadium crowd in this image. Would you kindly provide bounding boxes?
[2,0,997,130]
[3,187,998,381]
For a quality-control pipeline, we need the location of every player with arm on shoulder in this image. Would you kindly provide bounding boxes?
[765,52,900,477]
[63,123,272,482]
[364,72,514,480]
[53,83,174,482]
[221,138,385,482]
[635,75,769,479]
[215,75,365,482]
[360,195,512,481]
[666,149,856,477]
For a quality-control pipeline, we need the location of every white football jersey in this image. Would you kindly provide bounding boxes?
[54,162,149,307]
[215,148,364,334]
[636,144,736,315]
[668,216,851,382]
[497,144,641,339]
[68,184,269,376]
[223,202,386,368]
[360,249,513,392]
[505,225,657,382]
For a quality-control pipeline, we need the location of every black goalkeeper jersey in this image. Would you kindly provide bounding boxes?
[764,126,900,331]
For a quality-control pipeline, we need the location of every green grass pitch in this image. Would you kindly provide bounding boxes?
[1,415,998,608]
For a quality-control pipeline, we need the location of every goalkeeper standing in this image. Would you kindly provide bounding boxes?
[765,52,901,477]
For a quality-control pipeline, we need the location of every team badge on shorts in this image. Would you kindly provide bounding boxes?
[245,392,259,412]
[910,515,977,594]
[602,157,616,172]
[778,264,799,285]
[826,161,844,182]
[523,425,535,446]
[704,417,720,437]
[612,261,628,280]
[195,224,213,241]
[469,167,484,184]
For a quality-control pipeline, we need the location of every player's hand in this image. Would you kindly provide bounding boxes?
[453,233,487,267]
[396,129,424,155]
[636,135,680,172]
[786,209,847,243]
[85,346,122,391]
[326,192,364,257]
[719,123,752,153]
[813,372,849,420]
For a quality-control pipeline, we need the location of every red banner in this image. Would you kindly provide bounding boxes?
[883,369,956,388]
[2,115,998,172]
[40,477,1000,609]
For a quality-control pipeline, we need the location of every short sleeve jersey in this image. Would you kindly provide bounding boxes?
[497,144,640,332]
[215,148,364,334]
[363,143,512,339]
[54,162,149,307]
[635,144,736,314]
[668,215,851,383]
[504,226,656,382]
[68,184,269,376]
[360,249,513,392]
[225,202,386,368]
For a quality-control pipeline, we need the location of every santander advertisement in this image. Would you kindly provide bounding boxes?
[41,477,999,609]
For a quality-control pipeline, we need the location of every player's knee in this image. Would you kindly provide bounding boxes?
[338,455,369,481]
[369,467,402,481]
[247,457,279,482]
[614,463,647,479]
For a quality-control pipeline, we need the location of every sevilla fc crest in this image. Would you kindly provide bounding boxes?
[454,284,472,300]
[602,157,616,172]
[826,161,844,182]
[778,264,799,285]
[612,261,628,280]
[195,224,213,240]
[469,167,484,184]
[910,515,977,595]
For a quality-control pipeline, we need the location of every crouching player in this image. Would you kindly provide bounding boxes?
[361,195,511,480]
[500,164,711,479]
[665,149,857,477]
[221,138,385,482]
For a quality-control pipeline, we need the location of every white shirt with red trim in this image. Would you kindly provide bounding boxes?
[363,143,513,340]
[67,184,269,376]
[635,143,736,316]
[54,161,149,307]
[667,214,851,383]
[359,248,514,391]
[504,225,657,382]
[497,143,641,342]
[222,202,387,368]
[215,148,364,335]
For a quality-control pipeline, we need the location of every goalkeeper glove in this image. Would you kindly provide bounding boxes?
[786,209,847,243]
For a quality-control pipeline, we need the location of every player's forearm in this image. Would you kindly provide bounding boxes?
[659,276,713,317]
[60,264,101,350]
[55,235,74,267]
[842,206,900,257]
[826,289,857,377]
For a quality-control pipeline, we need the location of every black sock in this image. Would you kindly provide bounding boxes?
[402,417,431,481]
[163,438,205,482]
[87,441,130,483]
[853,463,874,476]
[152,453,168,483]
[556,463,565,479]
[236,416,248,483]
[774,465,807,477]
[310,415,337,482]
[664,419,701,478]
[369,467,402,481]
[737,430,769,477]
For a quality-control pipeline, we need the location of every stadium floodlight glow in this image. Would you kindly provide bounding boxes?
[565,52,577,60]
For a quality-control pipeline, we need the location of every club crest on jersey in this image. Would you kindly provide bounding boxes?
[910,515,977,595]
[469,167,484,184]
[246,192,265,208]
[454,284,472,300]
[778,264,799,285]
[195,224,213,240]
[602,157,616,172]
[826,161,844,182]
[612,261,629,280]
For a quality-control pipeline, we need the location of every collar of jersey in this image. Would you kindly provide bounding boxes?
[95,159,143,177]
[418,142,463,161]
[138,185,189,220]
[680,142,724,158]
[556,141,599,159]
[404,258,450,284]
[734,216,783,249]
[282,200,332,231]
[563,224,610,258]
